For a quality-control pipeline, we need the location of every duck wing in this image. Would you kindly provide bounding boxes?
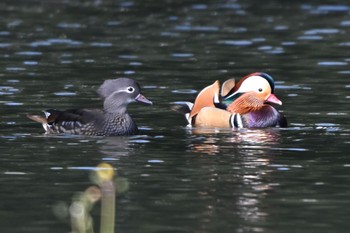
[28,108,104,134]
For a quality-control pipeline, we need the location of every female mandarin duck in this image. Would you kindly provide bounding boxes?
[27,78,152,136]
[176,72,287,128]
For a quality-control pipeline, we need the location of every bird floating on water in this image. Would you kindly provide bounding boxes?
[27,78,152,136]
[173,72,287,129]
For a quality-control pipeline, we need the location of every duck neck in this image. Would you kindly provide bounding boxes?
[103,96,128,114]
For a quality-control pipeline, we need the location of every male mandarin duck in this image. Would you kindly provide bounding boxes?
[27,78,152,136]
[174,72,287,128]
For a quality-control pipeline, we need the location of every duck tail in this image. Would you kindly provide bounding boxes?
[171,101,194,126]
[27,114,52,133]
[27,114,47,124]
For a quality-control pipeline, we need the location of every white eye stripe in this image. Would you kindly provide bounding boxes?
[110,87,137,95]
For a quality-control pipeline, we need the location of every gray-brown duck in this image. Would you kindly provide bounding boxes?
[27,78,152,136]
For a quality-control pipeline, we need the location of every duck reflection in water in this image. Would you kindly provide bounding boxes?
[185,128,283,229]
[188,128,283,155]
[185,128,280,230]
[97,134,151,158]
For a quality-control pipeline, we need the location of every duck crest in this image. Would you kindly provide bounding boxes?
[232,72,275,93]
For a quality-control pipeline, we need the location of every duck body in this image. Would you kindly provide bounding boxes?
[33,108,138,136]
[175,72,287,129]
[27,78,152,136]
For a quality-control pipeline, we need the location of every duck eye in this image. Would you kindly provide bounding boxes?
[258,88,263,92]
[127,87,135,93]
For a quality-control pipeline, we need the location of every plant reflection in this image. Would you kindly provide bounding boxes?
[54,163,129,233]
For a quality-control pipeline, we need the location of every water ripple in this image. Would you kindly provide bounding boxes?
[318,61,348,66]
[4,171,27,175]
[340,20,350,26]
[106,21,121,26]
[30,39,83,47]
[129,139,150,143]
[191,4,207,10]
[274,25,289,31]
[281,41,296,46]
[161,31,180,37]
[0,31,10,36]
[129,61,142,66]
[303,4,350,14]
[23,61,38,65]
[0,86,20,95]
[4,102,24,106]
[219,3,242,10]
[338,42,350,46]
[218,40,252,46]
[172,89,197,94]
[6,67,26,72]
[316,5,350,12]
[119,55,139,59]
[54,92,77,96]
[57,23,84,29]
[0,43,11,48]
[297,35,323,40]
[258,46,284,54]
[16,51,42,56]
[171,53,194,58]
[272,147,309,152]
[175,25,219,32]
[90,42,113,47]
[304,29,341,35]
[148,159,164,163]
[276,85,311,90]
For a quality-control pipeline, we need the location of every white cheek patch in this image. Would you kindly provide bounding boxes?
[109,89,135,98]
[237,76,270,93]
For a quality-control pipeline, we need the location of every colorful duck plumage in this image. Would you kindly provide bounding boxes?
[27,78,152,136]
[174,72,287,129]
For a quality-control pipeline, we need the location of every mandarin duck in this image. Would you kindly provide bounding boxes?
[27,78,152,136]
[174,72,287,128]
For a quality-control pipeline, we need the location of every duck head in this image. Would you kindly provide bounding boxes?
[225,72,282,114]
[98,78,152,113]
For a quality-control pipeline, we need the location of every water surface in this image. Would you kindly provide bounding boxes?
[1,1,350,232]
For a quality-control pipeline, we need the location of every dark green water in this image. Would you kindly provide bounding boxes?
[1,0,350,232]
